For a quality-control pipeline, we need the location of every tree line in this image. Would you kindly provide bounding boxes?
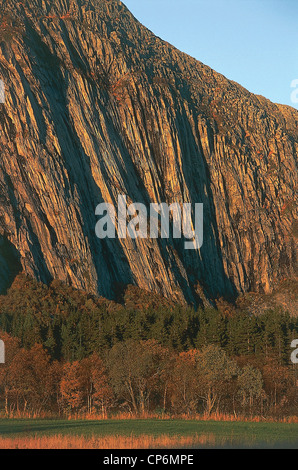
[0,275,297,417]
[0,333,297,417]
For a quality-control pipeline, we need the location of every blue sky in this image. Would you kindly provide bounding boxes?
[123,0,298,108]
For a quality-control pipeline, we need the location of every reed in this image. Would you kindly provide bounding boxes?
[1,410,297,423]
[0,433,219,449]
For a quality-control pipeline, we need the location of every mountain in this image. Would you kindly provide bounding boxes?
[0,0,297,305]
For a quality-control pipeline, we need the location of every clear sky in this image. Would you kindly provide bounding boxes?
[123,0,298,108]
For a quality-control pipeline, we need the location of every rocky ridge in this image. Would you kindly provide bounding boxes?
[0,0,297,305]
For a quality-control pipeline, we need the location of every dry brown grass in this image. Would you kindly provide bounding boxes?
[0,433,219,449]
[94,412,298,424]
[1,410,297,423]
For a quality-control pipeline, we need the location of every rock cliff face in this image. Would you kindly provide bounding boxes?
[0,0,297,304]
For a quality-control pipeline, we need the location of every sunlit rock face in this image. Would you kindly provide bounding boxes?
[0,0,297,304]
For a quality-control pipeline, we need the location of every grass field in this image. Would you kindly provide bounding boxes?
[0,419,297,448]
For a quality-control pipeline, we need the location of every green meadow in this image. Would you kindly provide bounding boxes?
[0,419,297,448]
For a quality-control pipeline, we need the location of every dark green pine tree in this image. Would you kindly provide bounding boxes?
[226,312,261,357]
[195,308,227,350]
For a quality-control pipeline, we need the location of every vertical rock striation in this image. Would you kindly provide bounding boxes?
[0,0,297,304]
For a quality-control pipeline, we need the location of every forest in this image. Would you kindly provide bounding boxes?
[0,275,297,418]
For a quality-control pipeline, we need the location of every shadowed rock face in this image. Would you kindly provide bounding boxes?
[0,0,297,304]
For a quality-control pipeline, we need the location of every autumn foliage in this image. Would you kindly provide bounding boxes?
[0,334,297,419]
[0,277,297,419]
